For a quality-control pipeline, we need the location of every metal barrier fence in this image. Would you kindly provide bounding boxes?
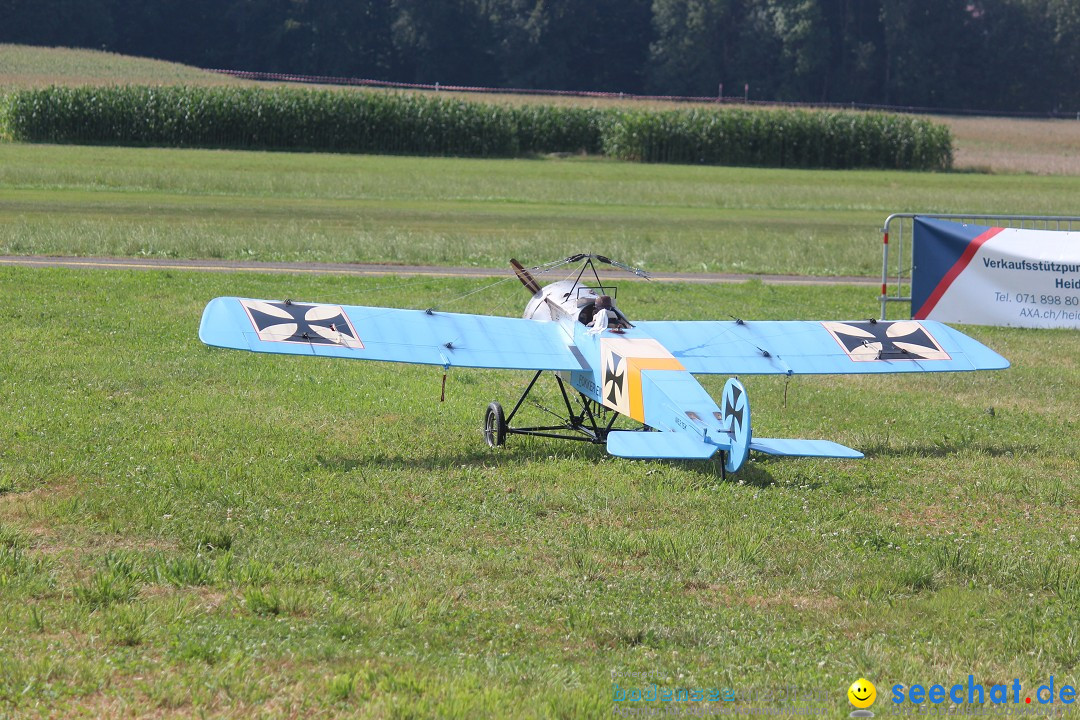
[879,213,1080,319]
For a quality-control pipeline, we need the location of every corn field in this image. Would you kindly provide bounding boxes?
[601,108,953,170]
[0,86,953,170]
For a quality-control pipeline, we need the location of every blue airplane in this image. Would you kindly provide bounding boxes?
[199,255,1008,475]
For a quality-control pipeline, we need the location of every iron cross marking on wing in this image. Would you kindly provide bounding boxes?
[240,300,363,348]
[823,321,949,362]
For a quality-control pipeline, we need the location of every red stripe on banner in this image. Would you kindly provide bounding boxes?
[913,227,1004,319]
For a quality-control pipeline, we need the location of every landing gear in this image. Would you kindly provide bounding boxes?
[484,370,623,448]
[483,402,507,447]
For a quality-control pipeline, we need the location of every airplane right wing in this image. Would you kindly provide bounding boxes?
[633,319,1008,376]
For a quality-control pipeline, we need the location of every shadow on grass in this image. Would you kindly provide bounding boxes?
[314,441,608,474]
[858,440,1038,459]
[686,459,780,489]
[314,441,782,488]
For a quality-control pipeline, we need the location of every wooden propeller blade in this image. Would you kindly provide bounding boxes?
[510,258,542,294]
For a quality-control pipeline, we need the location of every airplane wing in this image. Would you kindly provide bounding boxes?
[632,319,1008,375]
[199,297,586,371]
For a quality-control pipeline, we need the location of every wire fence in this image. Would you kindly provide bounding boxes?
[208,69,1080,120]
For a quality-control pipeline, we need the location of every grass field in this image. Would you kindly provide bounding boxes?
[0,44,244,89]
[3,143,1080,277]
[5,43,1080,176]
[947,116,1080,176]
[1,42,1078,719]
[0,267,1076,718]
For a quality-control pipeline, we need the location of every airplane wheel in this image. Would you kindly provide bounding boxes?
[484,401,507,447]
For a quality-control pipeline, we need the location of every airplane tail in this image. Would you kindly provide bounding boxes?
[749,438,863,459]
[604,377,863,471]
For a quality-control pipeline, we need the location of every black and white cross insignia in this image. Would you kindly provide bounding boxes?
[604,351,626,405]
[823,321,949,362]
[240,300,363,348]
[723,382,745,432]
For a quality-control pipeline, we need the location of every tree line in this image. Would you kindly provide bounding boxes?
[3,0,1078,113]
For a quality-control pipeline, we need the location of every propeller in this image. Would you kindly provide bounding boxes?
[509,258,542,294]
[510,254,650,295]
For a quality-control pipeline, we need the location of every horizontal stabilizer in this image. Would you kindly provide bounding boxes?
[750,438,863,459]
[607,431,718,460]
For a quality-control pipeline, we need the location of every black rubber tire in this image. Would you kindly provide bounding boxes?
[483,401,507,447]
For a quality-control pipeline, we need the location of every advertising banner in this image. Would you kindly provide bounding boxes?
[912,217,1080,328]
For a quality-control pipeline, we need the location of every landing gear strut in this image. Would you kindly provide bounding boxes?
[484,370,623,447]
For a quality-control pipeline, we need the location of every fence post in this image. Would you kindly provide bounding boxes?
[880,224,890,320]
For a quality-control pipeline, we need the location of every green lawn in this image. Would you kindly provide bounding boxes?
[0,267,1075,718]
[1,44,1078,720]
[3,144,1080,277]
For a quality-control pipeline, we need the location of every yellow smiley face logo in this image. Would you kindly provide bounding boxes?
[848,678,876,709]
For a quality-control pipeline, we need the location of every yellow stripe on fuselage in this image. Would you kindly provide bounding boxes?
[599,337,684,423]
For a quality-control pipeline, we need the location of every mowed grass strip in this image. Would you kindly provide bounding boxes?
[3,144,1080,276]
[0,267,1075,717]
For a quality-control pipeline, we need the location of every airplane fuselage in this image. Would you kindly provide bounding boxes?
[522,279,742,464]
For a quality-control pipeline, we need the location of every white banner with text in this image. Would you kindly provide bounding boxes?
[912,217,1080,328]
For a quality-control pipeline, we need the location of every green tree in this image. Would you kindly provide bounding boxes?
[879,0,982,107]
[763,0,831,99]
[391,0,498,85]
[1,0,114,47]
[303,0,397,77]
[487,0,653,92]
[647,0,740,95]
[816,0,886,103]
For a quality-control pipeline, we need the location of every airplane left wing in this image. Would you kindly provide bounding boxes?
[633,319,1008,375]
[199,297,586,371]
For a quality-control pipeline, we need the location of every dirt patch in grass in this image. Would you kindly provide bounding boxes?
[141,584,231,612]
[684,581,841,613]
[890,504,957,533]
[0,476,79,514]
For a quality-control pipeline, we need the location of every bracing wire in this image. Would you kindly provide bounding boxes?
[358,254,647,317]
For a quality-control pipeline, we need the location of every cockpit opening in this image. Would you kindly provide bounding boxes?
[579,292,631,332]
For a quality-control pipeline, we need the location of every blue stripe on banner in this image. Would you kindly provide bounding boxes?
[914,227,1004,319]
[912,218,996,317]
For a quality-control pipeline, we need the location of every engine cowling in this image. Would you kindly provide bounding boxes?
[522,280,600,325]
